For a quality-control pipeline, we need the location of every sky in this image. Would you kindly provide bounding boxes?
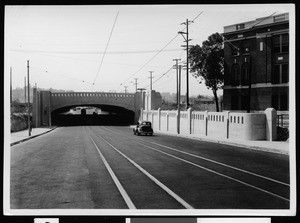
[5,4,294,97]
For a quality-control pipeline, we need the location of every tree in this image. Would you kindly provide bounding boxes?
[189,32,224,112]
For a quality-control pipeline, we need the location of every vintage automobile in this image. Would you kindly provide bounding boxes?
[133,121,153,136]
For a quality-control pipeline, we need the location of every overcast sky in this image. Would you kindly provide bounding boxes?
[5,4,294,96]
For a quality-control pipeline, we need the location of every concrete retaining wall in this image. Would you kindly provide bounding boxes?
[141,108,277,141]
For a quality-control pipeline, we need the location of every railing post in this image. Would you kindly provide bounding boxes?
[224,111,230,139]
[187,108,192,134]
[158,108,161,131]
[177,109,180,134]
[204,110,208,136]
[265,108,277,141]
[166,111,169,132]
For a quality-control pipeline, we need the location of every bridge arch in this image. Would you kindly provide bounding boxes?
[51,92,136,112]
[51,103,135,126]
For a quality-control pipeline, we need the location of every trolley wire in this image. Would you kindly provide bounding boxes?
[92,11,119,90]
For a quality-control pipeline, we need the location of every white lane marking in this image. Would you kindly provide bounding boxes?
[104,126,289,187]
[86,129,136,209]
[133,140,290,202]
[95,132,194,209]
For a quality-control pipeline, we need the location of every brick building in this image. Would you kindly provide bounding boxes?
[222,13,289,111]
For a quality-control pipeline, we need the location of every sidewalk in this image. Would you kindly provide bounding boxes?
[10,127,57,146]
[154,130,290,155]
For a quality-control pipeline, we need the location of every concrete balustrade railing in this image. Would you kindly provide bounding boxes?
[141,108,277,141]
[52,92,134,98]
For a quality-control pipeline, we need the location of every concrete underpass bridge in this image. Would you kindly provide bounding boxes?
[32,89,162,127]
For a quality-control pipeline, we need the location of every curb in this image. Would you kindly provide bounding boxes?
[10,127,58,147]
[153,130,289,156]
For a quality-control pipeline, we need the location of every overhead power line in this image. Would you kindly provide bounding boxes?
[118,11,204,90]
[119,34,180,89]
[142,66,174,89]
[30,66,118,86]
[92,11,119,89]
[11,48,182,54]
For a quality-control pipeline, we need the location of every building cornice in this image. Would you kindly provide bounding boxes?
[224,83,289,90]
[223,20,289,36]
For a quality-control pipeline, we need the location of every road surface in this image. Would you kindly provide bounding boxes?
[10,126,290,209]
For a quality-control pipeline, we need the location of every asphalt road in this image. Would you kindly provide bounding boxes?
[10,126,290,209]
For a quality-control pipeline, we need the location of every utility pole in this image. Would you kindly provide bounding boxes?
[35,83,38,128]
[173,59,181,105]
[10,67,12,104]
[24,77,26,104]
[149,71,154,92]
[179,19,193,110]
[133,78,138,92]
[27,60,31,136]
[177,65,182,134]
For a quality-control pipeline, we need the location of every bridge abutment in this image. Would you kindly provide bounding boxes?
[33,90,51,127]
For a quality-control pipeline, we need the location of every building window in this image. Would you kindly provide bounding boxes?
[281,34,289,53]
[282,64,289,83]
[271,95,279,110]
[241,62,250,86]
[273,34,289,53]
[232,46,240,56]
[241,95,248,110]
[241,41,250,54]
[236,23,245,30]
[272,93,288,111]
[280,93,288,110]
[231,64,240,86]
[231,95,239,110]
[272,65,280,84]
[260,42,264,51]
[272,64,289,84]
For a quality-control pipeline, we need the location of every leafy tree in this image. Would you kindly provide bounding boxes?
[189,32,224,112]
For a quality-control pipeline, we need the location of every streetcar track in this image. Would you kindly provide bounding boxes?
[104,126,289,186]
[85,128,136,209]
[101,126,290,202]
[86,126,194,209]
[144,141,289,186]
[134,140,290,202]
